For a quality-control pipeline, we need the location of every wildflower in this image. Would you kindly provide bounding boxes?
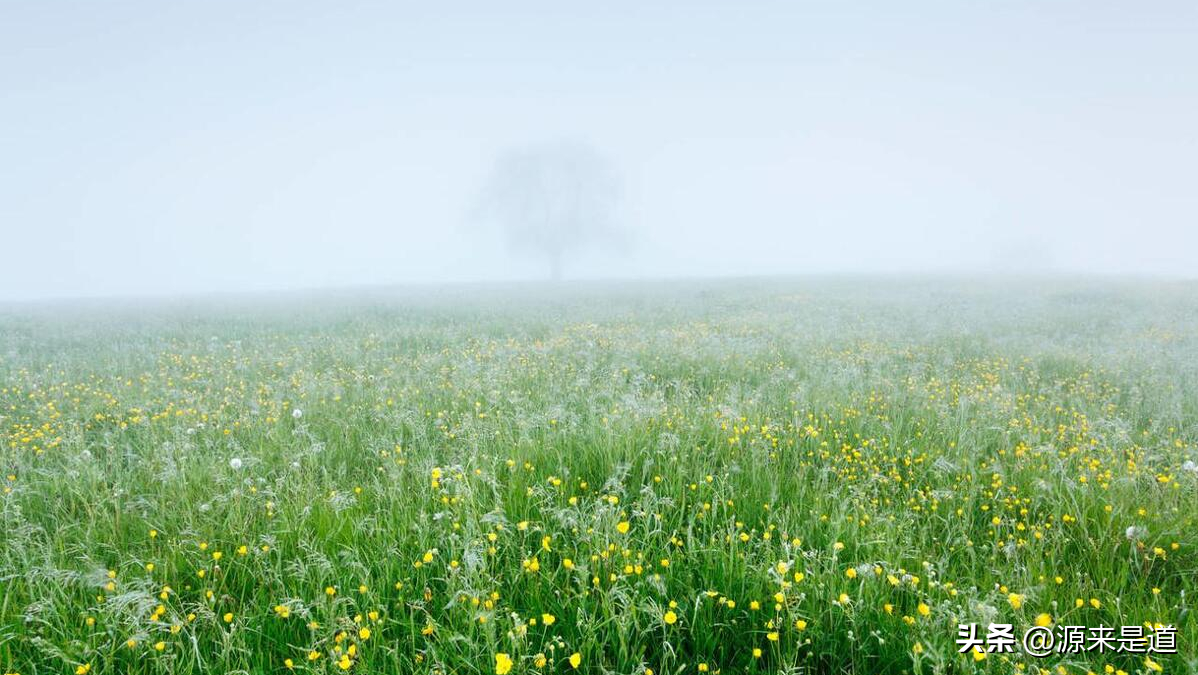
[569,652,582,669]
[359,627,371,640]
[229,457,242,470]
[495,653,514,675]
[223,612,234,623]
[917,602,930,617]
[541,613,555,626]
[617,521,630,534]
[663,610,678,625]
[292,408,303,419]
[274,604,290,618]
[1007,593,1023,609]
[845,567,857,579]
[1034,613,1052,627]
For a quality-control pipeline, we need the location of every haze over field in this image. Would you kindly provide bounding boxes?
[2,1,1197,301]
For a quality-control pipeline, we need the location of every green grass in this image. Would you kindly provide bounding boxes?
[1,278,1196,674]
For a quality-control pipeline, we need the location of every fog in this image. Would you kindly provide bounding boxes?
[2,2,1196,301]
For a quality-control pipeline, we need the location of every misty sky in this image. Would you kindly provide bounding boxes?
[2,1,1196,300]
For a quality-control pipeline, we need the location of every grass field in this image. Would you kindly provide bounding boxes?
[1,278,1196,674]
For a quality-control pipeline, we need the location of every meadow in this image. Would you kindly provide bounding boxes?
[1,278,1195,675]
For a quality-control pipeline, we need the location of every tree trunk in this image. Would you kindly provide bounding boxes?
[549,251,563,282]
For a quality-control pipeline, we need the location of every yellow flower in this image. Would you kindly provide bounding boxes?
[795,619,808,631]
[845,567,857,579]
[837,593,850,604]
[767,631,779,641]
[1007,593,1023,609]
[664,610,678,625]
[569,652,582,669]
[1144,657,1163,673]
[917,602,930,617]
[359,627,371,640]
[616,521,630,534]
[541,613,555,626]
[76,665,92,675]
[752,647,762,658]
[274,604,291,618]
[1034,613,1052,627]
[495,653,514,675]
[223,612,234,623]
[972,647,986,661]
[154,641,165,652]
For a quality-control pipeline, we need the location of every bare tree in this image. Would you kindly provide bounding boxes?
[474,140,622,281]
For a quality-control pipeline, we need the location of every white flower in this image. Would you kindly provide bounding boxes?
[292,408,303,419]
[1125,525,1146,541]
[229,457,243,470]
[1183,460,1197,473]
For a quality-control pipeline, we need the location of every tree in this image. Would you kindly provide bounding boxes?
[473,140,622,281]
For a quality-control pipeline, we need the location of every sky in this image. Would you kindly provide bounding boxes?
[1,1,1196,301]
